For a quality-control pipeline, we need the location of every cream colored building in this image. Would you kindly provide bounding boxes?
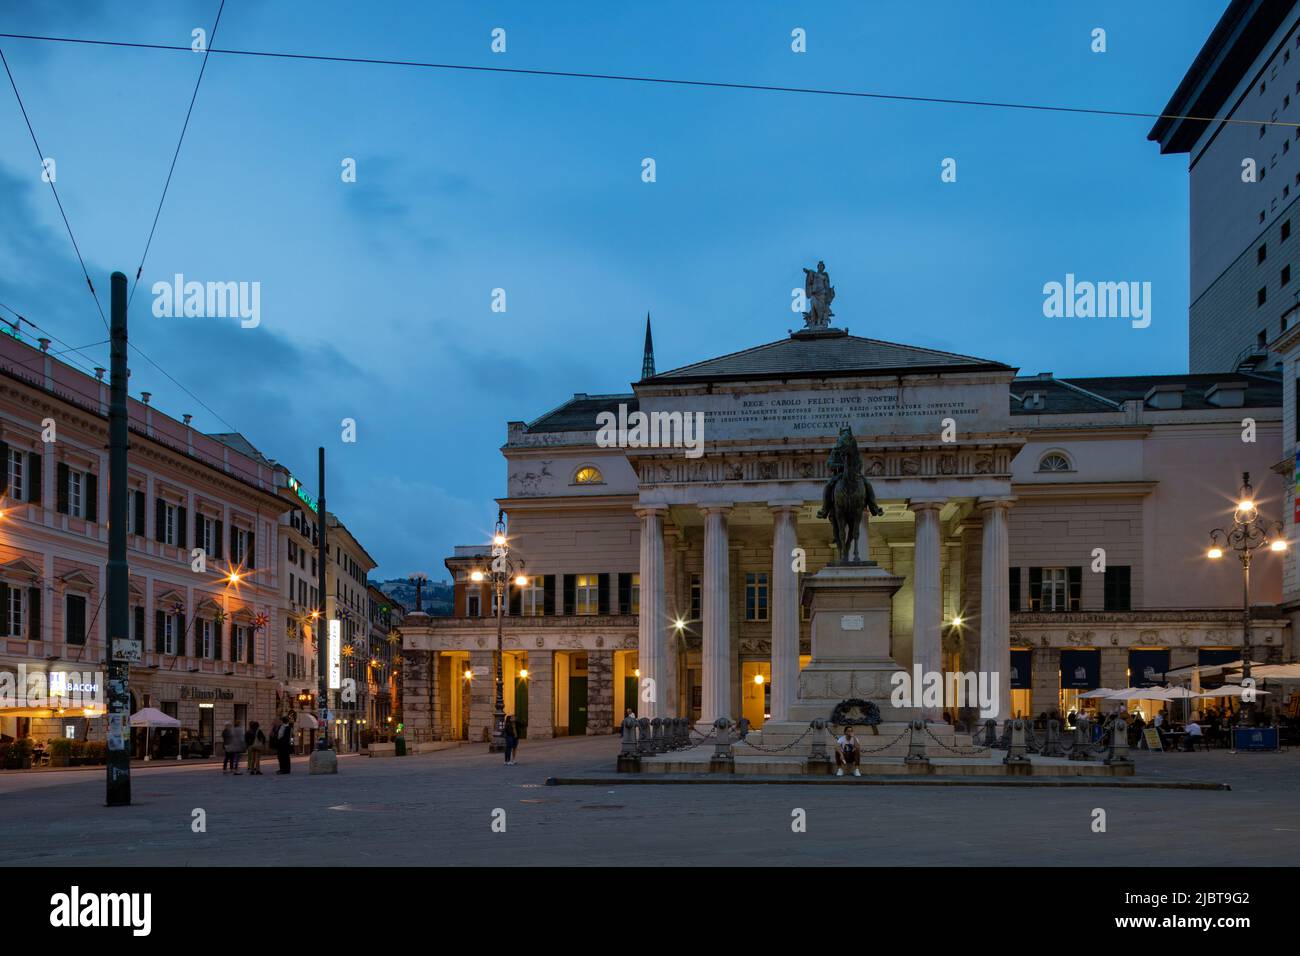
[402,321,1290,740]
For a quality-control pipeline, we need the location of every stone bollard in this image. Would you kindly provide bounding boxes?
[735,716,751,746]
[650,717,664,753]
[710,717,734,773]
[905,719,930,767]
[675,717,688,748]
[805,718,832,775]
[617,715,641,773]
[1003,718,1031,770]
[1069,716,1092,760]
[637,717,653,756]
[983,719,998,748]
[999,719,1013,750]
[1105,718,1132,766]
[1043,719,1064,758]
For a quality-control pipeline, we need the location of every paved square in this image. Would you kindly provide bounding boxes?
[2,737,1298,866]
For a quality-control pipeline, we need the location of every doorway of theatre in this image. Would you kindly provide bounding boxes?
[438,650,471,740]
[554,651,588,736]
[502,650,527,738]
[741,661,772,729]
[614,650,639,721]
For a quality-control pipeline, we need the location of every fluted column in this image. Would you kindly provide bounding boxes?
[769,502,801,722]
[909,498,945,721]
[635,506,668,719]
[979,497,1014,722]
[700,505,732,724]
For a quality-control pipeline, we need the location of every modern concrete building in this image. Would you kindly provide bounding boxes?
[401,312,1291,741]
[1150,0,1300,373]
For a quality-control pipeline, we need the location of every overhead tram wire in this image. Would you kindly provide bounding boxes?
[0,46,109,332]
[127,0,226,308]
[0,299,111,377]
[0,30,1298,132]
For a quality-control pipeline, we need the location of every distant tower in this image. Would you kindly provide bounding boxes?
[641,312,656,379]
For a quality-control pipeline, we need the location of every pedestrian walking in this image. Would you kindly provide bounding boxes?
[502,716,518,765]
[220,722,238,774]
[229,719,245,774]
[273,716,293,774]
[245,721,267,775]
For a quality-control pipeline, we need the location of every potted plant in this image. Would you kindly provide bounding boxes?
[68,740,87,766]
[47,737,73,768]
[11,738,34,769]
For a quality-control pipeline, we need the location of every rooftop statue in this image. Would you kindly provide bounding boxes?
[802,261,835,329]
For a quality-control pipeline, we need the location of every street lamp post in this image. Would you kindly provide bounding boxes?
[471,510,527,753]
[1207,472,1287,721]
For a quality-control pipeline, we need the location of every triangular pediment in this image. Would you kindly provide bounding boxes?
[60,569,96,591]
[643,330,1011,385]
[1,557,41,582]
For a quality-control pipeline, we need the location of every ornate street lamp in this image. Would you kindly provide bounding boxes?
[470,510,528,753]
[1207,472,1287,717]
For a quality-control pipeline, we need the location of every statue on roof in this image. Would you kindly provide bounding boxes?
[802,261,835,329]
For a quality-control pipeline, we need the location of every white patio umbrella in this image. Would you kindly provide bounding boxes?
[129,707,181,761]
[1159,686,1199,720]
[1196,686,1270,699]
[1077,688,1117,699]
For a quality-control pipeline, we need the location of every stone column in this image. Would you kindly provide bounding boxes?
[527,650,554,738]
[769,502,801,722]
[636,506,668,718]
[586,649,614,734]
[467,650,495,742]
[978,498,1014,723]
[700,505,732,724]
[909,499,945,721]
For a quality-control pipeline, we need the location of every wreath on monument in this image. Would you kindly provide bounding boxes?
[830,698,881,727]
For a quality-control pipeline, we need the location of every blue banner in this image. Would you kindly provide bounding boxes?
[1009,649,1032,690]
[1233,727,1279,752]
[1198,648,1239,667]
[1060,649,1100,690]
[1129,649,1170,687]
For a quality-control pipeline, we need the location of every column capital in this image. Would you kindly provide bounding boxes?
[698,503,733,517]
[906,497,946,515]
[634,504,669,520]
[976,496,1016,512]
[766,499,804,516]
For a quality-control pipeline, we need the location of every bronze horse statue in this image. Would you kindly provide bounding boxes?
[817,427,884,563]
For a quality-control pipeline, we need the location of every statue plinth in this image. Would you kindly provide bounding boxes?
[787,562,916,723]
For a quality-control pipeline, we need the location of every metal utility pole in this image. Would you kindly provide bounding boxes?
[316,446,332,752]
[105,272,131,806]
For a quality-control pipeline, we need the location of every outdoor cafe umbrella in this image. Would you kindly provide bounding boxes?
[1077,688,1117,699]
[128,707,181,761]
[1196,686,1270,699]
[1158,686,1199,721]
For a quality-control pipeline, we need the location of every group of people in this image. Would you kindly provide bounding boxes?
[220,717,295,775]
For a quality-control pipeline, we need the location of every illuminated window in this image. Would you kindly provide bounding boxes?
[1037,452,1072,473]
[521,577,545,616]
[630,573,640,615]
[745,573,769,621]
[575,574,599,615]
[573,466,604,485]
[7,449,23,502]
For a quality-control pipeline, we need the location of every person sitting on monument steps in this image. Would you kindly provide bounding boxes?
[834,726,861,776]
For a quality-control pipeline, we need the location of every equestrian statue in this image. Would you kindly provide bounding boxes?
[816,426,884,563]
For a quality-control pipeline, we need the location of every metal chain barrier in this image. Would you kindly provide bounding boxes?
[735,725,817,753]
[923,726,993,755]
[825,725,910,754]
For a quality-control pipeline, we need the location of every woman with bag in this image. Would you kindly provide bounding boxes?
[245,721,268,775]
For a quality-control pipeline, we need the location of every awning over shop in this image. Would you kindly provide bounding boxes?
[1129,649,1170,687]
[1060,650,1100,690]
[1009,650,1032,690]
[295,713,319,730]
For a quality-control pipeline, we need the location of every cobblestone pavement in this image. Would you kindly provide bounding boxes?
[2,736,1297,866]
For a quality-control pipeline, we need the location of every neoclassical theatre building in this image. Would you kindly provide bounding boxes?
[401,306,1290,741]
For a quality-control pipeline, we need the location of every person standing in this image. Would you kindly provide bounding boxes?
[502,716,518,766]
[229,719,245,775]
[273,716,293,774]
[220,722,237,774]
[245,721,267,775]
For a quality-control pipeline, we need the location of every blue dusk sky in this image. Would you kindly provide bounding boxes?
[0,1,1226,578]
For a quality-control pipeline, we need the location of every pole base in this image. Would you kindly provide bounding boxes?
[309,749,339,775]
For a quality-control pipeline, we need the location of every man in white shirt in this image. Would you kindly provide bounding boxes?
[1184,720,1203,751]
[835,725,861,777]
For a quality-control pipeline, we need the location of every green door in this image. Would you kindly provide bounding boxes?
[569,676,588,736]
[514,678,528,739]
[624,676,639,720]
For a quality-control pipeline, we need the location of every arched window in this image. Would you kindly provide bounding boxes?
[573,466,604,485]
[1037,452,1073,473]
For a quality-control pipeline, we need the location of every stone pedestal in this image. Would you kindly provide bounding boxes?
[787,562,914,724]
[308,748,338,775]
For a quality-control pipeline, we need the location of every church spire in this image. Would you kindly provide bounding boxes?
[641,312,656,379]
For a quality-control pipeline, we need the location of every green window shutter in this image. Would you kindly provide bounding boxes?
[1028,567,1042,611]
[177,507,187,549]
[27,452,40,505]
[155,610,166,652]
[28,587,40,640]
[85,472,97,523]
[56,462,69,514]
[562,575,575,616]
[1068,566,1082,611]
[542,575,556,616]
[155,498,166,542]
[617,573,632,615]
[213,621,223,660]
[597,573,610,615]
[0,582,9,636]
